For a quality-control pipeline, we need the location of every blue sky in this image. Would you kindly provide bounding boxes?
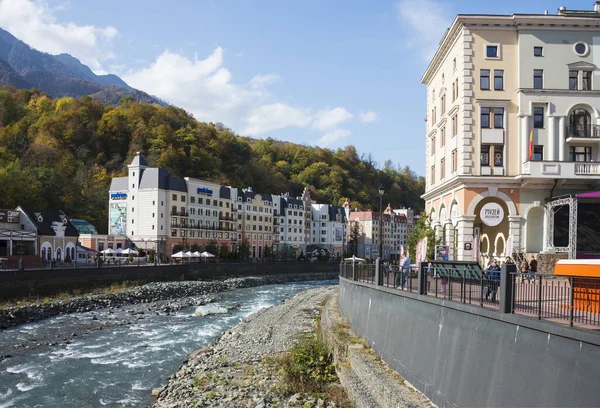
[0,0,595,175]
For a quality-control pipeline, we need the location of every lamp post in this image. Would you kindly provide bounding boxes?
[378,186,384,261]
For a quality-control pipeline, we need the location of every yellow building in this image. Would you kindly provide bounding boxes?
[422,5,600,264]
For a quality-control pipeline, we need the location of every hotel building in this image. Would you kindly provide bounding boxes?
[422,4,600,263]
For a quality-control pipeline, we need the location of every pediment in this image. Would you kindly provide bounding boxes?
[566,61,596,70]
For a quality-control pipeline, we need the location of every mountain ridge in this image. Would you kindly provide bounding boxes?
[0,27,161,105]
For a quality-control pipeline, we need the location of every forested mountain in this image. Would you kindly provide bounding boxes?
[0,27,161,105]
[0,87,425,233]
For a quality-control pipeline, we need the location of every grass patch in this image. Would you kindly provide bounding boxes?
[0,280,142,310]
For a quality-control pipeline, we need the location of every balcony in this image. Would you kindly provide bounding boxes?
[170,210,189,217]
[566,124,600,142]
[521,160,600,179]
[218,215,236,222]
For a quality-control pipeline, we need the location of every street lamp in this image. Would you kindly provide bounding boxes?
[378,186,385,261]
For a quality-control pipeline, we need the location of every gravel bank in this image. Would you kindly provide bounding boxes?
[0,272,338,330]
[153,285,338,408]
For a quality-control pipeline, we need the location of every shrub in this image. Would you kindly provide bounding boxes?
[278,333,338,395]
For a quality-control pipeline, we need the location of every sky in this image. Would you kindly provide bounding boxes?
[0,0,595,176]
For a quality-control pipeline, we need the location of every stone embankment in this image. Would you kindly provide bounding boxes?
[0,272,337,330]
[154,286,434,408]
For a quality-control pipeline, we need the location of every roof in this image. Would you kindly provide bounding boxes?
[329,205,347,223]
[219,186,231,200]
[19,208,79,237]
[284,196,303,209]
[109,177,128,192]
[138,168,187,192]
[130,152,148,167]
[70,219,98,235]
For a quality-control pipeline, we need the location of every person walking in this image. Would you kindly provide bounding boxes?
[398,254,411,290]
[520,258,529,282]
[485,259,501,302]
[529,255,538,281]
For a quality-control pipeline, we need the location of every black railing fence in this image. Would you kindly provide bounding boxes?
[341,260,600,330]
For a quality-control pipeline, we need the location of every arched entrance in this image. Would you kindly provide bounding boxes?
[474,197,509,266]
[569,108,592,137]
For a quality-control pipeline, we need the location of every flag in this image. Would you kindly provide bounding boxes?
[400,245,405,257]
[528,128,533,161]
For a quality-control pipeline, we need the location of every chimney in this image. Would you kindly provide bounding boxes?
[595,2,600,12]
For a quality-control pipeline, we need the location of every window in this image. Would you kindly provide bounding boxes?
[533,70,543,89]
[569,146,592,162]
[533,107,544,128]
[574,42,589,57]
[181,195,185,202]
[172,194,177,201]
[494,70,504,90]
[430,165,435,184]
[190,197,195,203]
[493,147,503,167]
[533,145,544,161]
[440,158,445,180]
[206,199,211,205]
[452,115,457,137]
[486,45,498,58]
[480,145,490,166]
[132,207,134,212]
[441,95,446,115]
[534,46,543,57]
[583,71,592,91]
[432,107,436,124]
[493,108,504,129]
[481,108,490,128]
[451,149,457,173]
[569,70,578,90]
[480,69,490,90]
[453,57,456,71]
[431,136,435,155]
[199,198,203,204]
[440,127,445,147]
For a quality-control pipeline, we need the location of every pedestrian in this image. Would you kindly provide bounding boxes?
[529,255,538,281]
[485,259,501,302]
[520,258,529,282]
[505,256,514,265]
[398,253,411,290]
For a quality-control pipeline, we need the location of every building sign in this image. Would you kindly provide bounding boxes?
[197,187,213,196]
[109,203,127,235]
[110,192,127,200]
[0,210,19,223]
[335,228,342,241]
[480,202,504,227]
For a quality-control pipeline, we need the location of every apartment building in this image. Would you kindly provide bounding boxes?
[345,203,407,261]
[273,193,307,256]
[233,188,274,258]
[310,203,347,258]
[422,4,600,263]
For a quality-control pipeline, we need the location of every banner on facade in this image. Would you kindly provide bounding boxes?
[506,234,513,258]
[480,202,504,226]
[473,233,480,263]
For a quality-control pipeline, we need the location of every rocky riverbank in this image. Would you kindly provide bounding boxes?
[153,285,340,408]
[0,272,338,330]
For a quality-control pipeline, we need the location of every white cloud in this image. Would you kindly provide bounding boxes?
[359,111,378,123]
[0,0,118,73]
[244,103,311,134]
[312,107,353,131]
[317,128,351,147]
[249,73,281,88]
[396,0,452,62]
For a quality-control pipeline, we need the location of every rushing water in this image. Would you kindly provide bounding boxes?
[0,280,336,408]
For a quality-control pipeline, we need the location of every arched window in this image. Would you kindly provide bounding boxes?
[41,248,46,260]
[569,109,592,137]
[56,248,62,261]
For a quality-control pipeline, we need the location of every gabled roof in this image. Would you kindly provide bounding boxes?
[130,152,148,167]
[138,168,187,192]
[19,208,79,237]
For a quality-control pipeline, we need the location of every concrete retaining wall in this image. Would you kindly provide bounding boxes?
[0,263,337,300]
[338,278,600,408]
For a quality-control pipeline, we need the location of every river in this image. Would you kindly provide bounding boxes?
[0,279,336,408]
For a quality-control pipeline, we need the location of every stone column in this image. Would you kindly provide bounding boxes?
[433,222,443,243]
[508,215,523,255]
[520,115,530,165]
[547,115,556,161]
[558,116,566,161]
[444,220,455,260]
[455,215,476,261]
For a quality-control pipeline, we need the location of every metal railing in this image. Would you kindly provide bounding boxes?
[567,124,600,138]
[170,210,190,217]
[340,261,600,330]
[513,273,600,327]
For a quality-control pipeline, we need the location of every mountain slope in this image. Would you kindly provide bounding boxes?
[0,27,161,105]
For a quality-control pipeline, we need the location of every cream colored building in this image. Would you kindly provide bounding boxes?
[422,4,600,264]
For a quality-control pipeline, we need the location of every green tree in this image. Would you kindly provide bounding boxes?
[237,240,250,261]
[205,240,218,255]
[405,212,440,262]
